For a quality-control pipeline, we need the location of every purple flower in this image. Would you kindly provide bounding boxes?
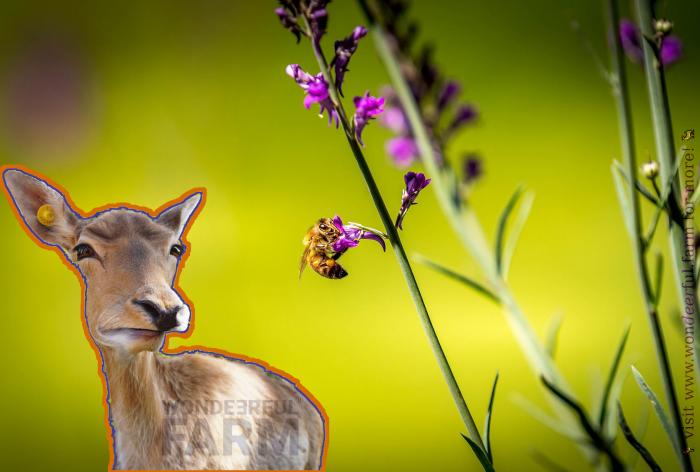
[274,1,329,42]
[443,104,477,141]
[331,215,386,252]
[332,26,368,96]
[381,106,409,134]
[660,36,683,65]
[395,172,431,230]
[275,7,302,42]
[436,80,461,113]
[620,19,643,63]
[286,64,339,127]
[462,154,483,184]
[450,104,477,129]
[619,19,683,67]
[307,4,329,42]
[353,92,384,145]
[386,137,418,167]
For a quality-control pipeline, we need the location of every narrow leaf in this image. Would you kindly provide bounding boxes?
[532,450,573,472]
[545,313,564,359]
[613,161,659,206]
[461,434,495,472]
[618,402,662,471]
[502,191,535,278]
[691,185,700,207]
[495,186,524,275]
[512,394,583,442]
[612,162,634,238]
[541,376,625,471]
[624,403,650,469]
[484,372,499,463]
[415,254,499,303]
[596,325,630,431]
[630,365,680,453]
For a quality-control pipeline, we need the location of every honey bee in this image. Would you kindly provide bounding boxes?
[300,217,348,279]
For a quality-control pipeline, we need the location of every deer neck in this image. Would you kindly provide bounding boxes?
[102,348,169,465]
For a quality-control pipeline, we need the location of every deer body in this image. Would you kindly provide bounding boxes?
[2,167,326,470]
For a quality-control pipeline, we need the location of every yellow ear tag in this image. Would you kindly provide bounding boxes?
[37,204,56,227]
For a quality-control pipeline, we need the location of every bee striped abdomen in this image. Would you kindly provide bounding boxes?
[308,253,347,279]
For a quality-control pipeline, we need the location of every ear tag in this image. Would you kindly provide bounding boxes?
[36,204,56,227]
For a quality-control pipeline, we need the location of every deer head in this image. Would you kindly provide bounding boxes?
[3,168,202,355]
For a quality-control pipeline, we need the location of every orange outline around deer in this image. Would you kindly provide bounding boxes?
[2,164,328,471]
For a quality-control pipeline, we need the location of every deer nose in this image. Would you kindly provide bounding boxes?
[133,299,182,331]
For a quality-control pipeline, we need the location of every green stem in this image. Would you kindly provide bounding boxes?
[364,12,581,432]
[301,17,486,454]
[635,0,699,332]
[611,1,692,469]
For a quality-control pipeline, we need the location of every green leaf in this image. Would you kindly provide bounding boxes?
[545,313,564,359]
[461,434,495,472]
[484,372,499,463]
[611,162,634,238]
[613,161,659,206]
[540,376,625,471]
[532,450,573,472]
[596,325,630,433]
[414,254,499,303]
[502,191,534,278]
[630,365,680,453]
[495,186,524,275]
[618,402,661,471]
[623,403,650,469]
[691,185,700,207]
[512,394,583,442]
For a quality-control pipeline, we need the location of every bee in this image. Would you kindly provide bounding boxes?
[300,217,348,279]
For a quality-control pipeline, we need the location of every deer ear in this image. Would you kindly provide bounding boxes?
[3,168,82,251]
[156,192,202,236]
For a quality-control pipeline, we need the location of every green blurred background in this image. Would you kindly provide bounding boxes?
[0,0,698,470]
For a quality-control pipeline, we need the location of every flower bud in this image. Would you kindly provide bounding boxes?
[654,19,673,35]
[642,161,659,179]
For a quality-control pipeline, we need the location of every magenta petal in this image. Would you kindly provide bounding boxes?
[661,36,683,66]
[303,95,315,109]
[332,238,359,252]
[381,107,408,134]
[332,215,344,231]
[361,232,386,252]
[386,137,418,167]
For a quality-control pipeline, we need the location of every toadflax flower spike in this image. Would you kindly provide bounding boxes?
[395,172,431,230]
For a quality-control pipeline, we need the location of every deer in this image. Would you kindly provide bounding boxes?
[2,166,327,471]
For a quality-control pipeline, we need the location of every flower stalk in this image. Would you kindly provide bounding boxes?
[634,0,698,318]
[298,13,487,454]
[617,0,693,469]
[360,7,584,442]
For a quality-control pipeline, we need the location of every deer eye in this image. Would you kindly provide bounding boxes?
[74,243,96,261]
[170,244,184,257]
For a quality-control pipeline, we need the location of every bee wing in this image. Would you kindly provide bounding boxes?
[299,245,311,279]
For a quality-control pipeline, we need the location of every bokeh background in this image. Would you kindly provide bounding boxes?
[0,0,698,470]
